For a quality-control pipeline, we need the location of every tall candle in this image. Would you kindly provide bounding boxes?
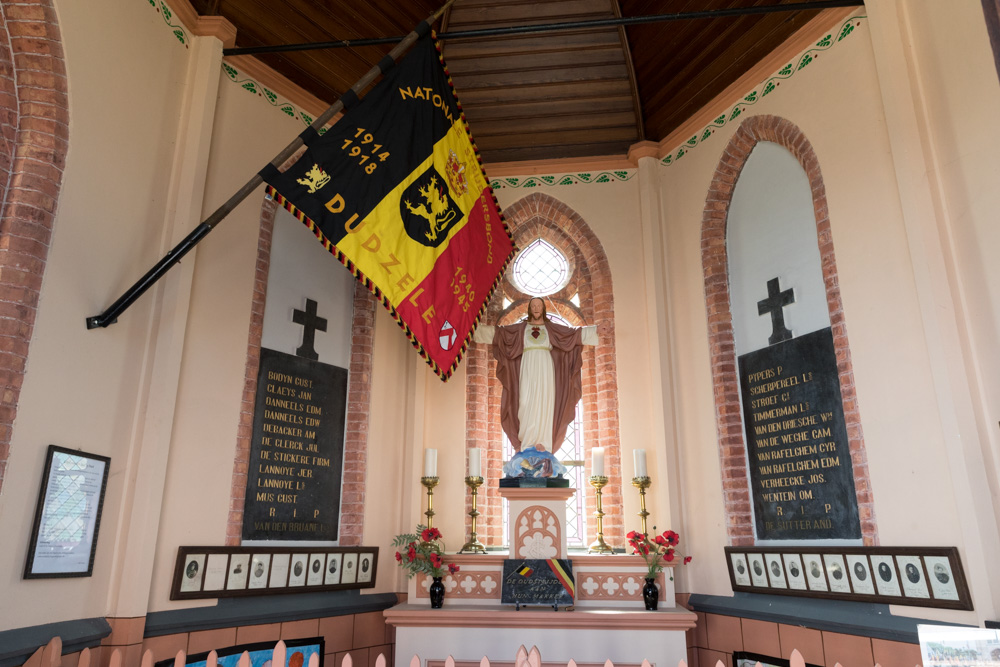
[423,448,437,477]
[592,447,605,477]
[469,447,482,477]
[634,449,648,478]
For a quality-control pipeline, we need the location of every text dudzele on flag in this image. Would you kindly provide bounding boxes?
[263,34,516,380]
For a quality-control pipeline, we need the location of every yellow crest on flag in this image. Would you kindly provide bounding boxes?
[296,164,331,194]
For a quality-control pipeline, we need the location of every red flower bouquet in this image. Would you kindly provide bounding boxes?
[627,529,692,580]
[392,525,460,578]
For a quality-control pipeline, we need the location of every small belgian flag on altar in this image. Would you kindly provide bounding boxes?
[262,34,516,381]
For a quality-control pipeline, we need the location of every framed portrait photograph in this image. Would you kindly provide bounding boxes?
[782,553,807,590]
[924,555,959,601]
[765,554,787,589]
[846,554,875,595]
[896,555,930,599]
[179,554,205,593]
[24,446,111,579]
[249,554,271,589]
[871,555,902,597]
[288,553,308,587]
[227,554,250,590]
[748,553,768,587]
[803,554,828,592]
[730,553,751,587]
[341,553,359,584]
[357,552,375,584]
[822,554,851,593]
[325,552,343,585]
[307,553,326,586]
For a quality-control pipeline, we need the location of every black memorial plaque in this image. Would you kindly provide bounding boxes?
[242,348,347,541]
[501,559,575,608]
[738,327,860,540]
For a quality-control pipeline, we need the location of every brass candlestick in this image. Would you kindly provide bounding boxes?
[588,475,614,554]
[421,476,439,528]
[632,476,651,535]
[459,476,486,553]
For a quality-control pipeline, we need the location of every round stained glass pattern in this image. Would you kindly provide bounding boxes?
[512,239,569,297]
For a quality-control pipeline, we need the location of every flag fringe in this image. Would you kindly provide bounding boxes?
[432,31,518,375]
[264,34,516,381]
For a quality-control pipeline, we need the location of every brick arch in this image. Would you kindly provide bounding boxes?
[226,197,376,545]
[0,0,70,493]
[466,192,623,547]
[701,114,876,546]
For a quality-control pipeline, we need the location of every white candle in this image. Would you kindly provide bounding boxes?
[592,447,605,477]
[424,449,437,477]
[469,448,482,477]
[634,449,648,478]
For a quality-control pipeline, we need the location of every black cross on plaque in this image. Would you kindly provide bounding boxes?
[292,298,327,361]
[757,277,794,345]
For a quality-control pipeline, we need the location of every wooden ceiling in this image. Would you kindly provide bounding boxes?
[197,0,841,163]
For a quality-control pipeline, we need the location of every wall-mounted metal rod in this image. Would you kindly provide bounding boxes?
[224,1,864,57]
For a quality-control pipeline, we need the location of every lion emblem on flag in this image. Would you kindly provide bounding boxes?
[400,167,461,248]
[297,164,331,194]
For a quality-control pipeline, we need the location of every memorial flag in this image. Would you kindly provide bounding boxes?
[263,34,516,380]
[547,559,575,598]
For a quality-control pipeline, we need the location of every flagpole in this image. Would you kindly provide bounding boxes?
[85,0,458,330]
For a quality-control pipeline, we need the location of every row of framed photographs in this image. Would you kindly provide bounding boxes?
[724,546,972,610]
[170,546,378,600]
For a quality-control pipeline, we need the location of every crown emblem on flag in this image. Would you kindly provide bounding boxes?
[445,149,469,196]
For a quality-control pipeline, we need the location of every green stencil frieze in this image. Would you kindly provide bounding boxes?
[661,13,867,167]
[490,170,635,189]
[148,0,189,46]
[222,61,328,132]
[147,2,325,130]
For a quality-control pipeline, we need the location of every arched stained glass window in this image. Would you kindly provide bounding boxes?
[512,239,569,297]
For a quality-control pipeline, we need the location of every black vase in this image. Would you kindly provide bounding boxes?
[429,576,445,608]
[642,577,659,610]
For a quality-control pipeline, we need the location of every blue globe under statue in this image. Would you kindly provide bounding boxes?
[501,446,569,487]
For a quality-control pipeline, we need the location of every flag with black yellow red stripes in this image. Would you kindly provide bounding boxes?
[263,34,515,380]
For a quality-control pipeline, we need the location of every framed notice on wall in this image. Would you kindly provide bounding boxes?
[24,445,111,578]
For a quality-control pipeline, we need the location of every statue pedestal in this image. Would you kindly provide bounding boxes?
[499,486,575,560]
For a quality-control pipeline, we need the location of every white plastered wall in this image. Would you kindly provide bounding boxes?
[0,0,196,630]
[148,63,312,610]
[656,12,996,626]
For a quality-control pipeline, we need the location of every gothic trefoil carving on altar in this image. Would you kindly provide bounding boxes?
[515,506,560,559]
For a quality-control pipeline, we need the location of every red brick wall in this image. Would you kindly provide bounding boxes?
[465,192,624,547]
[0,0,69,495]
[227,198,376,545]
[700,115,877,546]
